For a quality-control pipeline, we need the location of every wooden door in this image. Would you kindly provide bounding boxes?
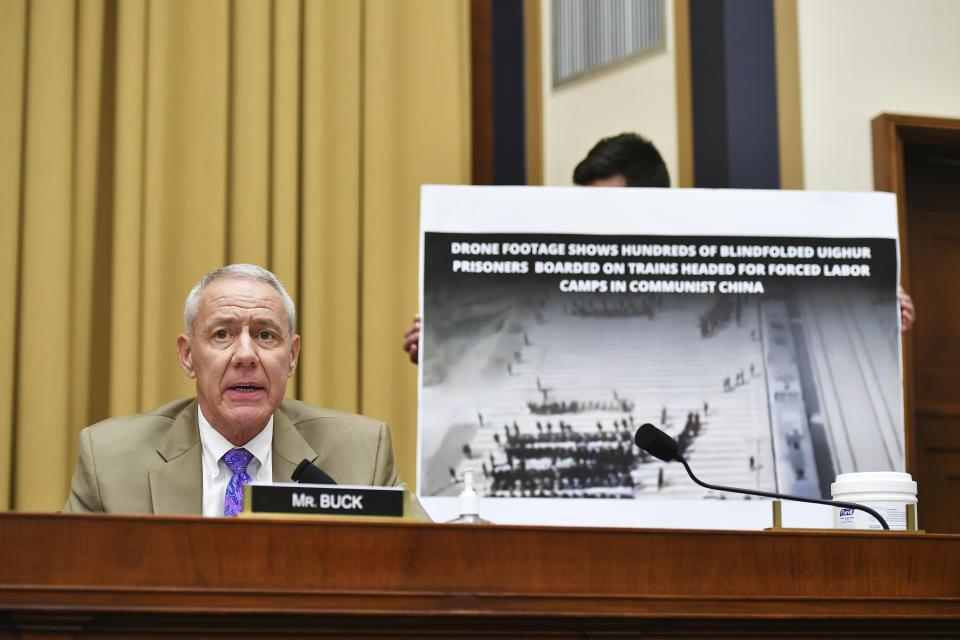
[873,114,960,533]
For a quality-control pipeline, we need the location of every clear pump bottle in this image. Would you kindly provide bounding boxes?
[447,470,492,524]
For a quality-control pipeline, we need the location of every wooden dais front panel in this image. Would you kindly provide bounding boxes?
[1,513,959,638]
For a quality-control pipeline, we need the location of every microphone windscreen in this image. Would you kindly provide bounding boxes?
[291,459,337,485]
[634,423,681,462]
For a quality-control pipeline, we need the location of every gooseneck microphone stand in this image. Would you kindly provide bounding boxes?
[635,423,889,530]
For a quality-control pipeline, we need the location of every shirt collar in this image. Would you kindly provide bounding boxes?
[198,406,273,478]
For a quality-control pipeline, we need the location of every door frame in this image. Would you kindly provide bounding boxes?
[872,113,960,474]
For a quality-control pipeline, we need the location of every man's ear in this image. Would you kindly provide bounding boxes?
[288,334,301,378]
[177,334,197,379]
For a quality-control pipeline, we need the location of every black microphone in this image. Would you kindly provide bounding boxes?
[633,423,889,530]
[291,459,337,485]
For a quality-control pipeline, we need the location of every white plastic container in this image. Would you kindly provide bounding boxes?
[447,470,492,524]
[831,472,917,531]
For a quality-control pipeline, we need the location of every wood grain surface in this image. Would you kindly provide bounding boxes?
[1,512,958,638]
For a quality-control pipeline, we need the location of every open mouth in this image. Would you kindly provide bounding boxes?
[230,384,263,393]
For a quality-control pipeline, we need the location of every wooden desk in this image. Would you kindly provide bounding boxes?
[1,512,958,638]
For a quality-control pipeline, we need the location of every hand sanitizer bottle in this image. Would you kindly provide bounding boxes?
[447,469,492,524]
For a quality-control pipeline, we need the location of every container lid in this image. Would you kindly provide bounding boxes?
[831,471,916,496]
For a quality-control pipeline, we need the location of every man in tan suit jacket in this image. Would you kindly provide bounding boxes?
[63,264,429,521]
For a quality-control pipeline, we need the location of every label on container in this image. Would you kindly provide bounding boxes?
[836,502,907,530]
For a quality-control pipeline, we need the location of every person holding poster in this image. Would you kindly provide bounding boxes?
[415,125,919,528]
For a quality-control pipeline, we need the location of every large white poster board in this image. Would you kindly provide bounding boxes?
[417,186,903,530]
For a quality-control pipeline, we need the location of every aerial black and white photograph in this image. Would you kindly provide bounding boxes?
[419,233,902,503]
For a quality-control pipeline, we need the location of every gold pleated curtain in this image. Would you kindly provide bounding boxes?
[0,0,470,511]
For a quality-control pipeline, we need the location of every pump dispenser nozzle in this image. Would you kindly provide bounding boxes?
[447,469,492,524]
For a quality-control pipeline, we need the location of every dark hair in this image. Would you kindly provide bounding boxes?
[573,133,670,188]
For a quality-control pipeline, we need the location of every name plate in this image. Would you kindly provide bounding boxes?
[241,483,408,519]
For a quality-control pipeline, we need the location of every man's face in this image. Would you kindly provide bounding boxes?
[585,173,628,187]
[177,277,300,442]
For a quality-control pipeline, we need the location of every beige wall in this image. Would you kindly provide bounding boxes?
[797,0,960,191]
[540,0,678,187]
[540,0,960,193]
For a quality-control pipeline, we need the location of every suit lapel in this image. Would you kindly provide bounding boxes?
[149,400,203,515]
[147,402,315,513]
[271,407,318,483]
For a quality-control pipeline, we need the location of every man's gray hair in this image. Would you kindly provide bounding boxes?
[183,264,296,337]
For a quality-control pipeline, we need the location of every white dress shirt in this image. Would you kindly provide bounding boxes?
[198,407,273,517]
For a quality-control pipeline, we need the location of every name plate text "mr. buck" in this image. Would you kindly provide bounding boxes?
[241,483,408,519]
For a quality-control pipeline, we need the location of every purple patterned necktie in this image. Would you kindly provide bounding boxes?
[222,448,254,517]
